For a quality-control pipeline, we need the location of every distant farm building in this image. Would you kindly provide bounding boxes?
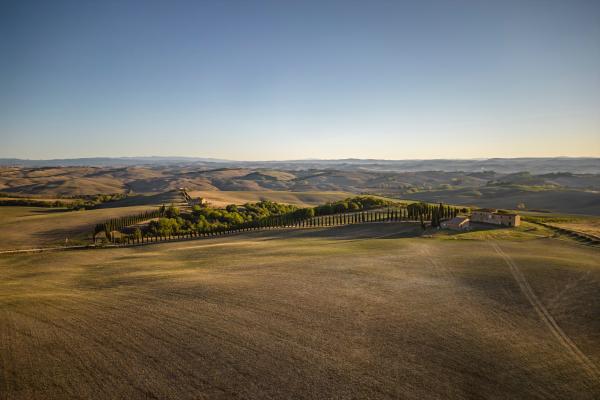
[441,216,470,230]
[189,197,206,206]
[470,209,521,227]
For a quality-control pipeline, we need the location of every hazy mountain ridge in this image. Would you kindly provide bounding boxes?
[2,165,599,195]
[2,157,599,174]
[1,164,599,214]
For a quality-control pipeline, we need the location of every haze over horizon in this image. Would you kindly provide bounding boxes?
[2,155,600,163]
[2,0,599,160]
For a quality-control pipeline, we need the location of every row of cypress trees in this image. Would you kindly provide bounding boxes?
[94,208,165,242]
[407,202,459,229]
[406,202,457,221]
[100,202,461,245]
[111,208,409,244]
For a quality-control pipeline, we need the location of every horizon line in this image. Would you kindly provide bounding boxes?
[1,155,600,163]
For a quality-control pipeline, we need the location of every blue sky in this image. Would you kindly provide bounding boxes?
[1,0,599,160]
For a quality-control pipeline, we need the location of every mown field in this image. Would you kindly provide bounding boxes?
[186,190,356,207]
[0,206,157,250]
[1,224,599,399]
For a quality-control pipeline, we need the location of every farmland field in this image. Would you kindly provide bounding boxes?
[0,205,158,250]
[186,190,356,207]
[550,218,600,238]
[0,191,407,251]
[1,224,598,399]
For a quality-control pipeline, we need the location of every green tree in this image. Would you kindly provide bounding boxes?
[133,227,142,242]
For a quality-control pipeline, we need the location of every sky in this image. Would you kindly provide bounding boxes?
[1,0,599,160]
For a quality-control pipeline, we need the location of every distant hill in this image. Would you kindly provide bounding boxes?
[0,156,230,167]
[1,163,599,214]
[1,157,599,174]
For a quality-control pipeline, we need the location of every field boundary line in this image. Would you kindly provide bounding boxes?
[492,241,600,382]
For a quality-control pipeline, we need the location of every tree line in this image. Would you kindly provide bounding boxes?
[147,201,299,238]
[94,208,165,242]
[312,196,394,216]
[407,202,460,229]
[95,196,463,245]
[0,193,127,210]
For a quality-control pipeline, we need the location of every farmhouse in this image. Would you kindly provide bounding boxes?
[189,197,206,206]
[470,209,521,227]
[441,216,470,230]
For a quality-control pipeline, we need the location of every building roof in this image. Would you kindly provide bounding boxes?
[447,216,469,225]
[473,209,519,217]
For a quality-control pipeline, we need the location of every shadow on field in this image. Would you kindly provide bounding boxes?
[31,225,90,243]
[95,191,181,208]
[434,223,509,237]
[257,222,424,241]
[29,208,72,215]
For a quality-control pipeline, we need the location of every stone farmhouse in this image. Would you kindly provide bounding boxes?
[470,209,521,227]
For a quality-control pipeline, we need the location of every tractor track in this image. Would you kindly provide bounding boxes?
[492,241,600,383]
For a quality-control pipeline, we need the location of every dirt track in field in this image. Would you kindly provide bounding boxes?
[1,225,599,399]
[492,241,600,381]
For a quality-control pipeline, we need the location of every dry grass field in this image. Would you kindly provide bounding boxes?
[521,214,600,238]
[0,190,413,251]
[551,218,600,238]
[0,206,158,250]
[1,224,599,399]
[0,197,78,204]
[186,190,355,207]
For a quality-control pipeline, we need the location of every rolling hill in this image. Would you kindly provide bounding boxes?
[1,163,599,215]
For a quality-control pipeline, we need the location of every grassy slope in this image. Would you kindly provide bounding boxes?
[552,220,600,237]
[93,191,184,208]
[0,197,78,203]
[1,225,598,399]
[0,191,413,251]
[403,187,600,215]
[434,221,555,241]
[0,205,158,250]
[186,190,357,207]
[520,213,600,237]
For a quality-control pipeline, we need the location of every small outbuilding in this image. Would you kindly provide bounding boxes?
[441,216,470,230]
[189,197,206,206]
